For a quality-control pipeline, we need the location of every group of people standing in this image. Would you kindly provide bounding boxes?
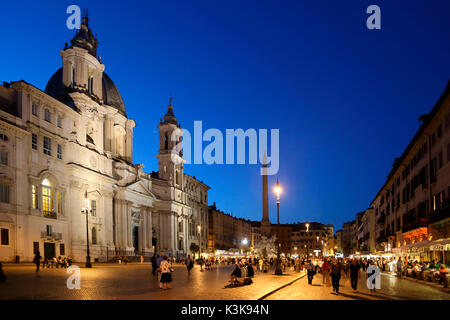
[303,257,379,294]
[32,251,72,273]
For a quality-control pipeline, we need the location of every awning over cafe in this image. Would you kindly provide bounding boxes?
[429,238,450,251]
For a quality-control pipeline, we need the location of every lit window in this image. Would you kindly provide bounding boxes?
[32,185,38,209]
[42,179,54,218]
[32,133,38,150]
[43,136,52,155]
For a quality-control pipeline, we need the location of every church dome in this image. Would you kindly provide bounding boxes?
[44,68,126,116]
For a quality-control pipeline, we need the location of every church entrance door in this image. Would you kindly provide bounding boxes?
[132,226,139,252]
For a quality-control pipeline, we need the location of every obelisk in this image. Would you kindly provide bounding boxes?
[261,154,271,236]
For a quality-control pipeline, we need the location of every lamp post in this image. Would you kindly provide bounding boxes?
[305,223,310,258]
[197,225,201,259]
[274,179,282,275]
[81,191,92,268]
[241,238,248,256]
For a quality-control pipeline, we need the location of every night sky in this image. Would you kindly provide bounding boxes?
[2,1,449,231]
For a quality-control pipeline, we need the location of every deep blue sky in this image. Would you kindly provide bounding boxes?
[2,1,449,231]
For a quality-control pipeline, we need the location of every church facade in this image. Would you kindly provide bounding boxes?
[0,16,209,263]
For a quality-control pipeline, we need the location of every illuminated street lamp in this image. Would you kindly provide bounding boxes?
[305,223,310,258]
[81,191,92,268]
[274,179,282,275]
[197,225,202,259]
[242,238,248,246]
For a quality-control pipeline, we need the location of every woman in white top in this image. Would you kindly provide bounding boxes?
[159,256,173,289]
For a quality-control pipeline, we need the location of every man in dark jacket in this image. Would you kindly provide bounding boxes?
[305,260,315,285]
[330,261,343,293]
[230,263,242,284]
[247,263,255,277]
[151,254,158,276]
[33,251,41,273]
[349,259,361,291]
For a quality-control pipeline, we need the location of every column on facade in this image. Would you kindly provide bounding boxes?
[127,203,133,248]
[113,199,120,248]
[159,211,165,251]
[142,206,147,251]
[171,212,176,253]
[125,126,133,163]
[184,213,188,253]
[147,208,153,250]
[121,200,128,249]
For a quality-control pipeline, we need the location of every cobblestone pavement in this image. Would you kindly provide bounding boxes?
[0,263,304,300]
[264,270,450,300]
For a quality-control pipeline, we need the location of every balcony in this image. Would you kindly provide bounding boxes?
[429,199,450,224]
[377,215,385,225]
[41,231,62,240]
[43,211,57,219]
[376,235,388,243]
[402,219,427,233]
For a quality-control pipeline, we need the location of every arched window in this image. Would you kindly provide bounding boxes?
[164,134,168,149]
[88,76,94,94]
[91,227,97,245]
[42,178,55,218]
[71,64,76,85]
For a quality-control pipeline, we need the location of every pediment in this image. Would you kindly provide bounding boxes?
[125,180,157,199]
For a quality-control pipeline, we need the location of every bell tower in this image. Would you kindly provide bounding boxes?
[156,98,184,187]
[60,12,104,102]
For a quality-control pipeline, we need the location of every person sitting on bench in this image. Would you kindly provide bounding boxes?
[230,263,242,284]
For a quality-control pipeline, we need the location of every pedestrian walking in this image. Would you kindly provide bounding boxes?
[159,256,173,290]
[349,259,361,291]
[305,260,315,285]
[258,258,263,272]
[151,254,158,276]
[33,251,41,273]
[156,254,164,288]
[396,257,403,279]
[330,260,343,294]
[186,255,194,275]
[322,259,330,284]
[199,257,204,272]
[367,259,378,293]
[140,255,144,264]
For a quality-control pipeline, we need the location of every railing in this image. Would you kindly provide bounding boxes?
[376,235,387,243]
[402,219,427,233]
[43,211,57,219]
[40,231,62,240]
[429,200,450,224]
